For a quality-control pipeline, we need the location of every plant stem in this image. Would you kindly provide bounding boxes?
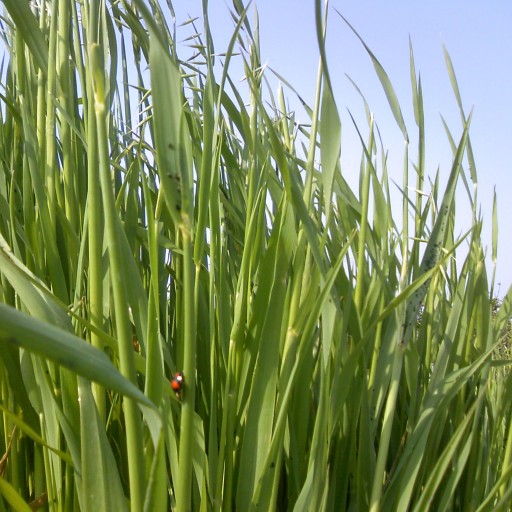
[90,43,145,512]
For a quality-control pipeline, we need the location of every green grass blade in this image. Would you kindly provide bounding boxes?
[336,10,408,143]
[0,303,150,407]
[79,377,128,512]
[315,0,341,222]
[401,114,472,347]
[412,390,485,512]
[0,475,32,512]
[1,0,48,78]
[91,40,146,511]
[0,232,71,330]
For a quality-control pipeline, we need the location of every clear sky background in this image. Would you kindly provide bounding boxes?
[171,1,512,292]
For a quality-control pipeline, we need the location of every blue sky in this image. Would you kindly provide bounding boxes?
[171,1,509,292]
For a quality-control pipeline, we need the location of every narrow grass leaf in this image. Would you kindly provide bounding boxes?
[79,377,128,512]
[0,303,154,409]
[401,115,472,346]
[1,0,48,77]
[148,34,187,224]
[387,345,496,509]
[412,390,484,512]
[443,44,477,183]
[0,402,71,463]
[236,207,291,510]
[0,475,32,512]
[336,10,408,142]
[0,233,71,330]
[315,0,342,220]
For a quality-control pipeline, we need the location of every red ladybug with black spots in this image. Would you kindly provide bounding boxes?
[172,371,185,399]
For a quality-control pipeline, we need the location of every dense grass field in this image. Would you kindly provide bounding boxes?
[0,0,511,510]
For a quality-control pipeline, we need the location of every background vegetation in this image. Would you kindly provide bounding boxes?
[0,0,511,510]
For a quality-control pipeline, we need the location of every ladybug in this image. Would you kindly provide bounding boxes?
[171,371,185,398]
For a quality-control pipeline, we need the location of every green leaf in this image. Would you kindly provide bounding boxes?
[79,377,128,512]
[0,475,32,512]
[2,0,48,77]
[0,303,161,442]
[336,10,409,142]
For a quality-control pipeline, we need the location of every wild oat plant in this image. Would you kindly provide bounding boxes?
[0,0,510,511]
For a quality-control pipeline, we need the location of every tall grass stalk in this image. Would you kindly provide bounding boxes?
[0,0,510,510]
